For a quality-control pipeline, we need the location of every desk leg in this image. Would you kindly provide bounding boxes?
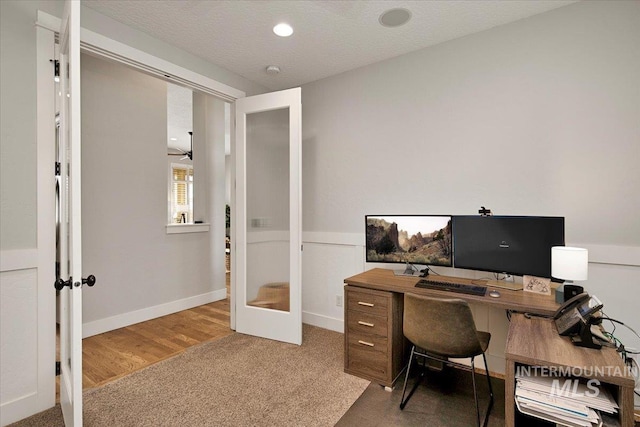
[619,385,634,427]
[505,359,516,427]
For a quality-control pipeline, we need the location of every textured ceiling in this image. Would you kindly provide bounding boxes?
[84,0,577,91]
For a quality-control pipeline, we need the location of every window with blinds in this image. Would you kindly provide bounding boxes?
[169,164,193,224]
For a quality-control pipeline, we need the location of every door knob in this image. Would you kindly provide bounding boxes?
[54,278,71,291]
[82,275,96,287]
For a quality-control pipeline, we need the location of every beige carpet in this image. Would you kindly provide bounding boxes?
[11,325,369,427]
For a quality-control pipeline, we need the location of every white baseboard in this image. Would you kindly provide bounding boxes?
[1,392,43,427]
[82,288,227,338]
[302,310,344,333]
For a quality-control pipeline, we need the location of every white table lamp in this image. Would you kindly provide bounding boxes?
[551,246,588,302]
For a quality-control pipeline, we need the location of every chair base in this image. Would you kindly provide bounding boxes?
[399,346,494,427]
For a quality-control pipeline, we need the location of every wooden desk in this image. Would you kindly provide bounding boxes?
[345,268,560,316]
[343,268,559,388]
[505,313,635,427]
[344,269,634,426]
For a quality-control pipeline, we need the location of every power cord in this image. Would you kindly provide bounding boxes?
[600,311,640,393]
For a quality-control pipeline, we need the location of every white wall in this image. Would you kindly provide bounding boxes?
[300,0,640,362]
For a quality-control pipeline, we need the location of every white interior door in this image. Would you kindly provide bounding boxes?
[234,88,302,345]
[58,0,83,424]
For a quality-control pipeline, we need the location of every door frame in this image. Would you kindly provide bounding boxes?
[33,9,246,415]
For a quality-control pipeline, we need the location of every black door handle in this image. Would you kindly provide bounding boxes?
[54,278,71,291]
[54,275,96,290]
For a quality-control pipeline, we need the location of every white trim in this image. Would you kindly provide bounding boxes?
[35,11,245,102]
[302,311,344,333]
[297,233,640,267]
[247,230,290,243]
[166,224,210,234]
[35,20,57,417]
[0,394,37,427]
[303,232,364,247]
[35,10,60,32]
[0,250,38,272]
[82,288,227,338]
[571,243,640,267]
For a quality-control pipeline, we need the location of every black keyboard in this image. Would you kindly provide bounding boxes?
[415,279,487,296]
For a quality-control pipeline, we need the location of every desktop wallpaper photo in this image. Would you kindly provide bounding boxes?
[366,216,452,267]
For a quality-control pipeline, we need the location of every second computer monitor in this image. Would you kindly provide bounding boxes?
[453,215,565,280]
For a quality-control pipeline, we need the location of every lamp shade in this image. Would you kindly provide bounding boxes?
[551,246,588,281]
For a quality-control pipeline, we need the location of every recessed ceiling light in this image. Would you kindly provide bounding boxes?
[379,8,412,28]
[273,23,293,37]
[170,137,177,141]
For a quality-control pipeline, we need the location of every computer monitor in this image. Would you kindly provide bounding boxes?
[365,215,453,267]
[452,216,565,280]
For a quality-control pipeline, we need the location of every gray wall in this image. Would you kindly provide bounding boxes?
[302,1,639,242]
[0,0,267,252]
[300,1,639,343]
[0,1,60,250]
[81,54,213,324]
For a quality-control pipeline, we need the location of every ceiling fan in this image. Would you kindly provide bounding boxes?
[168,131,193,160]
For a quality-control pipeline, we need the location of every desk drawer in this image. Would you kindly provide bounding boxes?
[347,289,389,317]
[347,333,388,380]
[347,332,388,355]
[347,311,388,337]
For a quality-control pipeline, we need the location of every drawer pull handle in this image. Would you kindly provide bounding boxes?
[358,340,374,347]
[358,321,374,327]
[358,301,374,307]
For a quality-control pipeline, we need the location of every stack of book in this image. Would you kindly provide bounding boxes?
[515,372,619,427]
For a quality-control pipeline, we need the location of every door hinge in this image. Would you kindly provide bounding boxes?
[55,361,61,376]
[55,162,61,176]
[50,59,59,80]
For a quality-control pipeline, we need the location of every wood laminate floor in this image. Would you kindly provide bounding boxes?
[82,297,232,389]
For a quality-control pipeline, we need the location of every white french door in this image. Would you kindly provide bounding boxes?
[234,88,302,345]
[58,0,84,424]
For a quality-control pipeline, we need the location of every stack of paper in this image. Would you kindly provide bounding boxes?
[515,373,619,427]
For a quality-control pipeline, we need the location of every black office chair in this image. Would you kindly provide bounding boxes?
[399,293,494,427]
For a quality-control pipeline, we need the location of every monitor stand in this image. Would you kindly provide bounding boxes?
[393,262,419,277]
[485,279,523,291]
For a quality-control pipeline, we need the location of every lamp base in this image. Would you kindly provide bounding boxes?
[555,281,584,303]
[564,284,584,301]
[555,285,564,304]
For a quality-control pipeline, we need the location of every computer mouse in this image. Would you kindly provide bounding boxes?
[489,290,501,298]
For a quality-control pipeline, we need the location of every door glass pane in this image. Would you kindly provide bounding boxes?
[245,108,290,312]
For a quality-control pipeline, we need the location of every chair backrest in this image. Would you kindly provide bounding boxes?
[403,293,483,358]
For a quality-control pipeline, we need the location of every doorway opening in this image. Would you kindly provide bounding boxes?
[53,51,233,397]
